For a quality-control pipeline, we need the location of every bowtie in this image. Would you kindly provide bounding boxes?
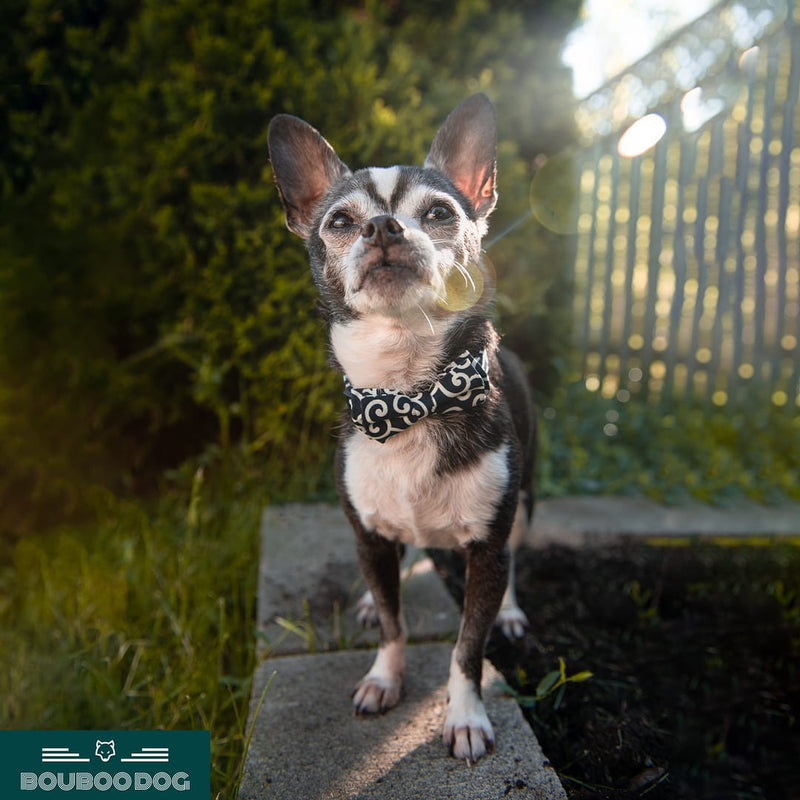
[343,349,490,443]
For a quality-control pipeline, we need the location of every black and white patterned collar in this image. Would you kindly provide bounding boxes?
[343,349,490,443]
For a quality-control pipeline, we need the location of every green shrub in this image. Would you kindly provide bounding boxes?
[538,381,800,504]
[0,0,579,530]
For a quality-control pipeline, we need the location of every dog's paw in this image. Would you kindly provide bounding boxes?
[353,639,406,714]
[442,704,495,764]
[354,590,379,628]
[495,605,529,640]
[352,675,402,714]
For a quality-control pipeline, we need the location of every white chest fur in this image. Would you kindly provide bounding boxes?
[330,315,455,390]
[343,425,510,548]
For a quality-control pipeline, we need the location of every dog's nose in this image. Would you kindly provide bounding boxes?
[361,215,405,248]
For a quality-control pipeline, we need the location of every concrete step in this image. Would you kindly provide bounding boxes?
[241,496,800,799]
[238,643,566,800]
[255,504,459,656]
[240,504,567,800]
[532,495,800,546]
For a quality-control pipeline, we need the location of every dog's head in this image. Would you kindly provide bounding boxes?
[268,94,497,323]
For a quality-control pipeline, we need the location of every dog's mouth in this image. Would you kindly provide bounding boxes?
[356,256,423,293]
[367,261,417,279]
[345,223,441,311]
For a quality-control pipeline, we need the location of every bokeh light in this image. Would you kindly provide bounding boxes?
[681,87,725,132]
[529,154,580,234]
[436,256,493,312]
[567,0,795,407]
[617,114,667,158]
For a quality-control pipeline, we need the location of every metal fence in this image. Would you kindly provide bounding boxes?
[569,0,800,407]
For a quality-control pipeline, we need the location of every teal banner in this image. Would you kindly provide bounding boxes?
[0,731,209,798]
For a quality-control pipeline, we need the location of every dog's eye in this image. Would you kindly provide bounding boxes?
[328,211,356,230]
[424,204,455,222]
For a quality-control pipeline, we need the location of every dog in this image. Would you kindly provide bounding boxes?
[268,93,536,763]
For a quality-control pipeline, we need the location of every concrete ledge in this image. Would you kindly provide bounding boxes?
[244,504,567,799]
[530,496,800,547]
[243,496,800,800]
[257,505,459,655]
[239,643,566,800]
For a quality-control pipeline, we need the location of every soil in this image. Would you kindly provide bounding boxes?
[432,542,800,800]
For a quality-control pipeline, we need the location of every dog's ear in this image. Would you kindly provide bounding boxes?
[424,93,497,219]
[268,115,351,238]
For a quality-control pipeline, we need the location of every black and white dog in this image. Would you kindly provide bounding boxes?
[268,94,536,763]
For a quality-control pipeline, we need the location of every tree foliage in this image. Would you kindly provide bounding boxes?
[0,0,581,530]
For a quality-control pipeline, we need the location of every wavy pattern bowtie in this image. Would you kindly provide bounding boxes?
[343,349,490,443]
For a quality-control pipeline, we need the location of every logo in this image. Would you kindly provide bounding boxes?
[1,732,209,798]
[94,742,116,763]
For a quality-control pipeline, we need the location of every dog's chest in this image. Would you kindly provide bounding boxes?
[343,425,510,548]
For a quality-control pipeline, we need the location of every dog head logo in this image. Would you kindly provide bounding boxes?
[94,740,116,763]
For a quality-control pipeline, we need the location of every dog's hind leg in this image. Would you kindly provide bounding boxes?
[495,492,530,639]
[354,544,414,628]
[443,535,509,763]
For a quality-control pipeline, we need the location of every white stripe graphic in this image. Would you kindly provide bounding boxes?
[41,748,89,763]
[42,758,91,762]
[121,747,169,763]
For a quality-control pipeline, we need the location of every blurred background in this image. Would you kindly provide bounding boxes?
[1,0,582,530]
[1,0,798,795]
[2,0,798,526]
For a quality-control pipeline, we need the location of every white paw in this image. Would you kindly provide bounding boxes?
[444,659,495,763]
[352,640,405,714]
[352,675,402,714]
[495,604,529,640]
[354,590,379,628]
[442,702,495,763]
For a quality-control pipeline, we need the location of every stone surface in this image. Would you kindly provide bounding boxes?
[530,495,800,547]
[257,504,459,655]
[241,503,568,800]
[241,495,800,798]
[238,643,566,800]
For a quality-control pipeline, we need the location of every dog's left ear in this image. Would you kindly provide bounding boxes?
[268,114,351,238]
[424,93,497,219]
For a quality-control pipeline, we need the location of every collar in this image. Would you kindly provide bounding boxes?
[343,349,490,443]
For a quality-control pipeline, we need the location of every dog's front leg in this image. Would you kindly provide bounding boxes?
[443,537,509,763]
[351,525,407,714]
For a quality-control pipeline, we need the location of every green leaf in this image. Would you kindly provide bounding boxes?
[536,670,561,698]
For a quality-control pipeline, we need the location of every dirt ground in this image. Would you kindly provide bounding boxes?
[434,541,800,799]
[493,543,800,799]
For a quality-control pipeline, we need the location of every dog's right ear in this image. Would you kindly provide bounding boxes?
[268,115,351,238]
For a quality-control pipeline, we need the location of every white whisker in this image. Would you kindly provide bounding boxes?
[454,261,477,293]
[417,304,436,335]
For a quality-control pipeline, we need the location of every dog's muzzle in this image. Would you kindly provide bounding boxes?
[354,215,425,293]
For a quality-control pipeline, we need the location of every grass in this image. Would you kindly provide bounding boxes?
[0,453,265,798]
[1,381,797,797]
